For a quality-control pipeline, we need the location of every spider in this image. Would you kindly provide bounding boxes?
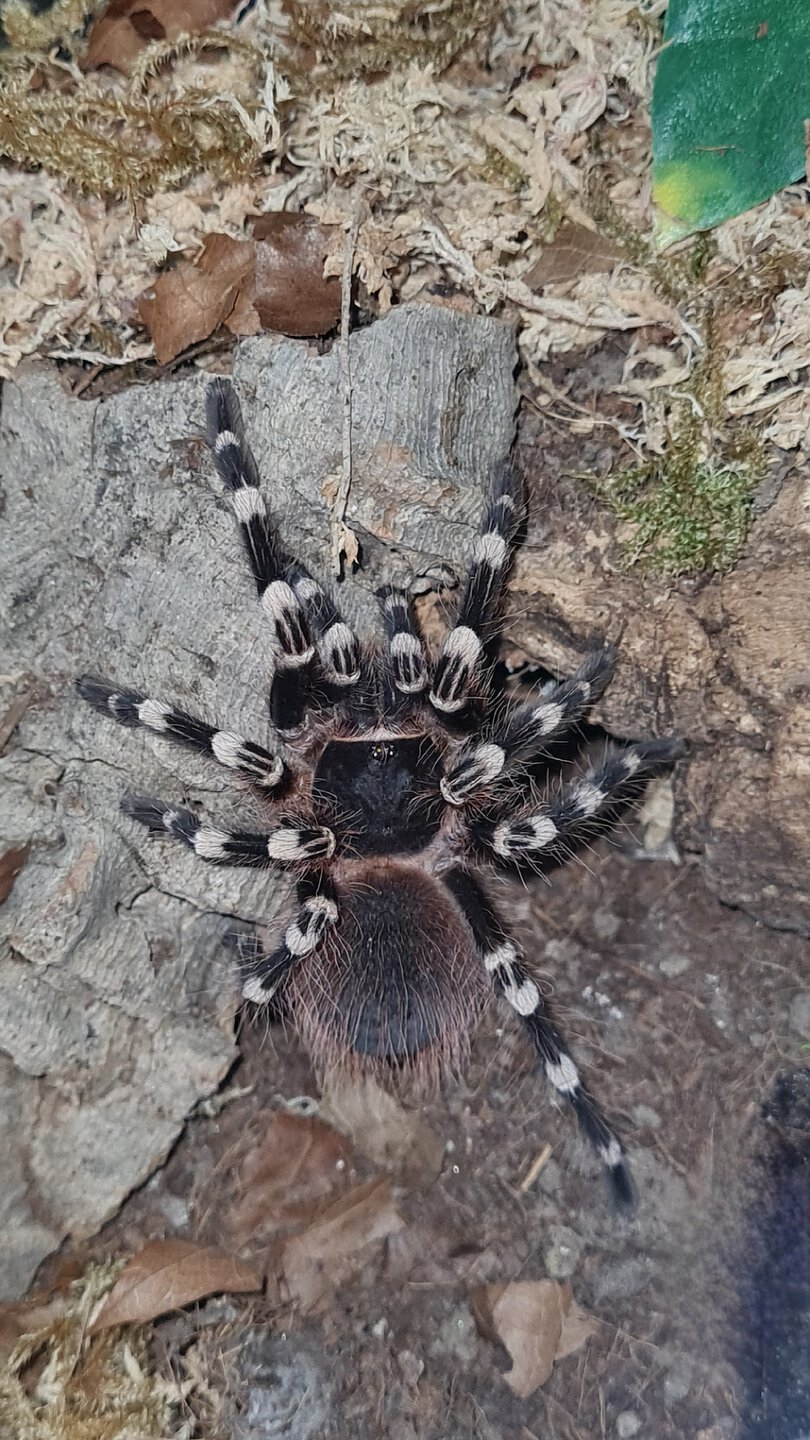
[78,377,680,1207]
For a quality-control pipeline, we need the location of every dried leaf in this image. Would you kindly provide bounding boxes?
[321,1077,444,1187]
[91,1239,260,1330]
[251,214,341,337]
[84,0,237,72]
[0,844,30,905]
[0,1289,70,1365]
[138,220,340,363]
[471,1280,596,1399]
[281,1176,404,1315]
[138,233,253,364]
[228,1110,353,1247]
[524,221,620,289]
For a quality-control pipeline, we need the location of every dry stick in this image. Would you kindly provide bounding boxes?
[331,199,365,576]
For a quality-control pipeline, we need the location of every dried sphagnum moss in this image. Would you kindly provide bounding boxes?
[1,0,807,579]
[281,0,501,77]
[0,36,278,199]
[0,1265,190,1440]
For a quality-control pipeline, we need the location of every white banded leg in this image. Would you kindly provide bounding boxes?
[378,585,429,705]
[444,867,634,1206]
[440,647,617,806]
[472,740,683,868]
[242,875,339,1005]
[77,676,287,792]
[290,572,361,687]
[120,794,335,868]
[430,464,522,716]
[207,381,361,727]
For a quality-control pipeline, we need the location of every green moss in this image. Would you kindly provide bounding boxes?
[594,420,763,577]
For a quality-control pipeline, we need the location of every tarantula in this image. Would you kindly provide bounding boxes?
[78,378,679,1205]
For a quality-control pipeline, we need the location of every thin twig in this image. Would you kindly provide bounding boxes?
[331,197,365,576]
[518,1142,553,1192]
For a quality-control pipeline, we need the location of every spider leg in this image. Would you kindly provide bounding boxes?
[444,866,634,1206]
[77,676,288,794]
[206,380,361,733]
[430,462,522,718]
[468,739,682,873]
[120,794,334,868]
[441,647,616,806]
[241,873,339,1005]
[377,584,430,714]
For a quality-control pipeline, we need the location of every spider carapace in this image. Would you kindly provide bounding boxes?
[78,378,680,1206]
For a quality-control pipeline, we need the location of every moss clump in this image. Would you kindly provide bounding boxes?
[282,0,501,78]
[0,36,272,199]
[595,423,763,577]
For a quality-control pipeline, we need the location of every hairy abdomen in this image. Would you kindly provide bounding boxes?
[286,863,488,1085]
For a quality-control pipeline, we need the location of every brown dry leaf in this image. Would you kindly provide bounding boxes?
[470,1280,597,1399]
[280,1176,404,1315]
[321,1077,445,1187]
[91,1239,260,1330]
[138,232,254,364]
[138,219,340,363]
[251,214,341,337]
[0,1289,70,1365]
[228,1110,353,1247]
[0,844,30,905]
[524,220,620,289]
[84,0,237,73]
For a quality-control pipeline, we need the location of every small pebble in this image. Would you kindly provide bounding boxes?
[616,1413,641,1439]
[659,953,690,978]
[632,1104,661,1130]
[789,992,810,1040]
[592,908,621,942]
[663,1352,694,1406]
[543,1224,583,1280]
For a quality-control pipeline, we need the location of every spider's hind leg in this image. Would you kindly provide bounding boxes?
[206,380,361,734]
[444,866,635,1207]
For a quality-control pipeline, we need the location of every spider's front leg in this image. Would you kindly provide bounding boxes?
[120,794,335,868]
[468,738,683,870]
[206,380,361,735]
[77,675,288,793]
[444,866,634,1206]
[430,462,523,718]
[440,647,617,806]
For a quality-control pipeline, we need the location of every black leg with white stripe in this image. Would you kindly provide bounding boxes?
[441,647,616,806]
[471,739,682,872]
[77,675,288,794]
[206,380,360,731]
[430,463,522,717]
[241,873,339,1006]
[120,794,335,868]
[377,584,429,714]
[444,867,633,1206]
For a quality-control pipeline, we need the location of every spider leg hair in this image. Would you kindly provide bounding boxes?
[120,793,335,867]
[470,738,684,872]
[444,866,634,1207]
[205,379,360,731]
[77,675,288,794]
[377,584,430,712]
[241,873,339,1005]
[430,462,523,717]
[441,646,616,806]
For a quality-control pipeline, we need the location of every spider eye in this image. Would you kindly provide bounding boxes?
[370,743,392,763]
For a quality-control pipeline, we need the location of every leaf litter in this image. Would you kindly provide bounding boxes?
[0,0,807,537]
[471,1279,598,1399]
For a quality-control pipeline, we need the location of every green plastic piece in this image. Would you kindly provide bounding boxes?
[652,0,810,247]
